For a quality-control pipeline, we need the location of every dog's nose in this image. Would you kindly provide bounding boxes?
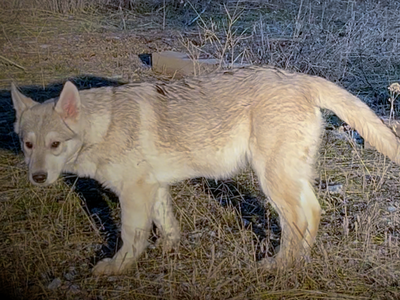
[32,172,48,184]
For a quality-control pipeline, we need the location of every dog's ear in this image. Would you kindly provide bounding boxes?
[11,83,37,117]
[11,83,38,133]
[55,81,81,122]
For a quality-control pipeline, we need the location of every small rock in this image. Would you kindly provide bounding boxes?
[64,267,76,281]
[107,276,119,282]
[327,184,343,194]
[148,243,156,249]
[189,232,202,240]
[64,272,74,281]
[68,284,80,294]
[47,278,61,290]
[387,206,397,212]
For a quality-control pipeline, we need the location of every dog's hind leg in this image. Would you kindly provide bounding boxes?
[250,145,321,269]
[93,179,157,275]
[298,179,321,252]
[152,185,180,251]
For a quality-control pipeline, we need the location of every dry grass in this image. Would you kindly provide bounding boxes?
[1,1,400,299]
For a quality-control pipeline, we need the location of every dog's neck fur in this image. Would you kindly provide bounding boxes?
[77,90,113,146]
[80,108,111,146]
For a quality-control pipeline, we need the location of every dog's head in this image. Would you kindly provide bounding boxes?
[11,81,84,186]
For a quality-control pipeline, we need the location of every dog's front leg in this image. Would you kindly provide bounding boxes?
[152,185,180,250]
[93,181,157,275]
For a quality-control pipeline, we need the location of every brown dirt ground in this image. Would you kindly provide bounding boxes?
[0,10,196,88]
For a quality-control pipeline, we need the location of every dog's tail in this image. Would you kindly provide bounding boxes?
[309,75,400,164]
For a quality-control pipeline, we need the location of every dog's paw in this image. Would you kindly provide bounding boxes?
[258,257,279,270]
[92,258,125,276]
[156,235,180,252]
[258,254,307,271]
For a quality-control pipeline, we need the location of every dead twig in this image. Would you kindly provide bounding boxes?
[0,55,26,71]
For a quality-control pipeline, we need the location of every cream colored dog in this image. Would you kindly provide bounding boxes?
[11,67,400,275]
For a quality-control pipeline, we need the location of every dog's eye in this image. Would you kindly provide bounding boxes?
[51,141,60,149]
[25,141,33,149]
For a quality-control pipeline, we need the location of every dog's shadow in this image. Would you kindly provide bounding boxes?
[1,77,279,266]
[63,176,121,263]
[193,178,281,260]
